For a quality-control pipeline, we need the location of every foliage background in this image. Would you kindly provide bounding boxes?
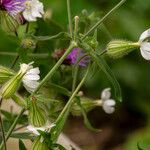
[0,0,150,150]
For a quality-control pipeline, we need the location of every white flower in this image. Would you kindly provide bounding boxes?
[139,28,150,60]
[20,62,33,74]
[20,62,40,93]
[27,123,55,135]
[22,65,40,93]
[101,88,116,114]
[23,0,44,22]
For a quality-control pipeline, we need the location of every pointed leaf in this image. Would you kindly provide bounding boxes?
[19,139,27,150]
[76,97,101,132]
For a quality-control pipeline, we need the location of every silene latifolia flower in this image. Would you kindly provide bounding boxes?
[138,28,150,60]
[23,0,44,22]
[0,62,40,99]
[100,88,116,114]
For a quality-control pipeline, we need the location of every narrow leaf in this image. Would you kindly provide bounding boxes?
[19,139,27,150]
[80,42,122,101]
[76,97,101,132]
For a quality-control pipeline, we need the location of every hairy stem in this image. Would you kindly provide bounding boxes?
[32,41,77,94]
[0,52,49,58]
[67,0,73,38]
[51,65,90,141]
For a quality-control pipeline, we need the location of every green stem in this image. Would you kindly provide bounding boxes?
[72,65,79,92]
[51,65,90,141]
[81,0,126,40]
[0,108,25,150]
[32,32,69,41]
[32,41,77,94]
[67,0,73,38]
[0,98,7,150]
[10,55,19,69]
[74,16,79,42]
[0,52,49,59]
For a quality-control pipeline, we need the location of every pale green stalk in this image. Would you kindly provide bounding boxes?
[32,41,77,94]
[51,66,90,141]
[67,0,73,38]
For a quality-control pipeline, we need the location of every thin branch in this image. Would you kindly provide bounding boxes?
[82,0,126,40]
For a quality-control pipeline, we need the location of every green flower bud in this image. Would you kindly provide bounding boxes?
[0,11,20,33]
[32,136,48,150]
[28,97,47,127]
[71,97,99,116]
[0,63,32,99]
[0,72,24,99]
[106,40,139,59]
[21,38,36,49]
[0,66,15,84]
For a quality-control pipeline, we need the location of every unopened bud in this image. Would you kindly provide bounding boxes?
[21,38,36,49]
[107,40,139,59]
[0,11,20,33]
[28,97,47,127]
[0,63,31,99]
[0,66,15,84]
[71,97,99,116]
[32,136,48,150]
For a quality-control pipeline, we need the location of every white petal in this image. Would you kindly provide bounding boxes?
[23,0,44,22]
[101,88,111,100]
[102,99,116,114]
[26,67,40,75]
[23,79,39,89]
[140,42,150,60]
[104,99,116,106]
[139,28,150,42]
[23,74,40,80]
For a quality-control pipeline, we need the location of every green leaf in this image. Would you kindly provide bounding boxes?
[137,143,144,150]
[80,42,122,101]
[47,83,71,97]
[51,143,66,150]
[11,132,32,139]
[76,97,101,132]
[98,57,122,101]
[32,32,70,41]
[19,139,27,150]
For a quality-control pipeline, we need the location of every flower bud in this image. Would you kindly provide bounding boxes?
[21,38,36,49]
[0,11,20,33]
[28,97,47,127]
[0,63,31,99]
[0,66,15,84]
[106,40,139,59]
[32,136,48,150]
[71,97,99,116]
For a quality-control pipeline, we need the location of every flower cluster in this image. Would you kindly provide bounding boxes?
[0,0,44,22]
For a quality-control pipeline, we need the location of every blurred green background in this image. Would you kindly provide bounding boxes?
[1,0,150,150]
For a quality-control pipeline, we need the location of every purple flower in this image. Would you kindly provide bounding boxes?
[67,48,90,67]
[0,0,26,16]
